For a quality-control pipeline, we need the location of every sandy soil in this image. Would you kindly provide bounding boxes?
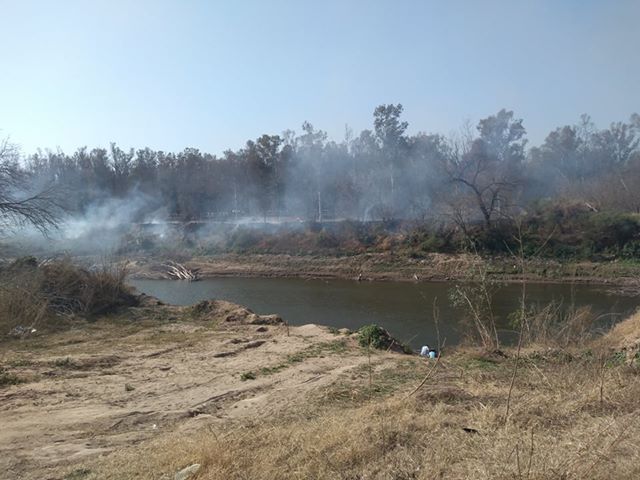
[0,302,388,480]
[3,302,640,479]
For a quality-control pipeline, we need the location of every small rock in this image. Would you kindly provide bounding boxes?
[175,463,201,480]
[338,328,351,335]
[256,326,268,332]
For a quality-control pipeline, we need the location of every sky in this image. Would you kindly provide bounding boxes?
[0,0,638,156]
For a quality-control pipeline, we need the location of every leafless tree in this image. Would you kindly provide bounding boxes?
[440,110,526,230]
[0,138,64,234]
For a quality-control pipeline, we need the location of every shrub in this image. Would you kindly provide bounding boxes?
[229,228,261,252]
[38,259,137,316]
[586,213,640,253]
[0,257,138,335]
[357,324,392,350]
[316,230,338,249]
[0,366,24,387]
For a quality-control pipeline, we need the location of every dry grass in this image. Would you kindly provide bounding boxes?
[69,341,640,480]
[604,309,640,353]
[522,302,603,349]
[4,274,639,480]
[0,256,137,334]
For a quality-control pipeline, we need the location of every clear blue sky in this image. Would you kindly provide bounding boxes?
[1,0,638,155]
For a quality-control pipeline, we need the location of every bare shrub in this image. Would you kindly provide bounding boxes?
[0,258,48,333]
[0,257,137,335]
[40,259,134,316]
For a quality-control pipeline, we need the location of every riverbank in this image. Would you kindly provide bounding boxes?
[129,252,640,287]
[2,297,640,479]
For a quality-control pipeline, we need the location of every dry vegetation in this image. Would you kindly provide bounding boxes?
[1,260,640,479]
[0,256,137,335]
[73,333,640,480]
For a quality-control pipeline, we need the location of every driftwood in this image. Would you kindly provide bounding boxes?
[163,261,199,281]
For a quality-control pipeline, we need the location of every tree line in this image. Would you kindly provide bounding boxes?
[2,106,640,233]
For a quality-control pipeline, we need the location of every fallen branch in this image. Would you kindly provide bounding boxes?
[163,261,199,281]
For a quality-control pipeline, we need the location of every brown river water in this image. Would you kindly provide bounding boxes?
[129,278,638,349]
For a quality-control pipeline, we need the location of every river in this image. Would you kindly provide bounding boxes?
[129,278,638,349]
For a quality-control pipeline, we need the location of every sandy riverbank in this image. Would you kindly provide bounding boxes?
[128,252,640,287]
[2,297,640,479]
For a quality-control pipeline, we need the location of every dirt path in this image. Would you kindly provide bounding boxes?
[0,316,375,480]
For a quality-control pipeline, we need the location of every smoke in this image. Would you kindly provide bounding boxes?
[63,194,152,241]
[2,189,170,255]
[1,108,639,258]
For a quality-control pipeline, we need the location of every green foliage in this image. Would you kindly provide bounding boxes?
[357,324,391,350]
[98,208,640,261]
[607,351,627,367]
[240,371,256,381]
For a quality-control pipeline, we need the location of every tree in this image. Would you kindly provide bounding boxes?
[246,135,284,221]
[373,104,408,214]
[575,115,640,212]
[440,110,526,229]
[110,143,134,196]
[0,138,63,234]
[591,120,639,170]
[296,122,328,221]
[407,132,449,219]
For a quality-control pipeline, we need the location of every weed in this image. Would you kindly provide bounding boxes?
[0,366,24,387]
[7,358,33,367]
[327,326,341,335]
[259,365,287,376]
[64,468,91,480]
[240,372,256,381]
[53,357,74,368]
[607,351,627,367]
[462,356,501,370]
[256,341,348,379]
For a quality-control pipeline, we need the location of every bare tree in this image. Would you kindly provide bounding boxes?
[440,110,526,229]
[0,138,63,234]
